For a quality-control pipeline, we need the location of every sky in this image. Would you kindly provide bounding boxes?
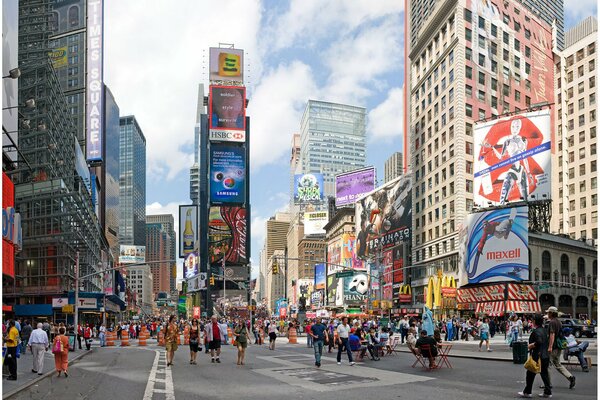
[103,0,597,283]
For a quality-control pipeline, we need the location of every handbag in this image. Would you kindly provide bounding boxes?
[15,344,20,359]
[52,338,63,354]
[524,355,541,374]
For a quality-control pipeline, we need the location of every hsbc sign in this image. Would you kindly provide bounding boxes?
[209,129,246,142]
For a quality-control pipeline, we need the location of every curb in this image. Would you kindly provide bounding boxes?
[3,350,92,400]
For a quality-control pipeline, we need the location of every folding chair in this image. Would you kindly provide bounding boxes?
[386,336,399,355]
[411,344,436,370]
[352,346,367,362]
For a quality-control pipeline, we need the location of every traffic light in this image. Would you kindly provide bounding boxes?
[210,276,215,286]
[272,259,279,275]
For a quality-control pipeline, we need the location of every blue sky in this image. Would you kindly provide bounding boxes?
[104,0,596,281]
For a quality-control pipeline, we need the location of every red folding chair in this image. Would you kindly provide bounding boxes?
[411,344,436,370]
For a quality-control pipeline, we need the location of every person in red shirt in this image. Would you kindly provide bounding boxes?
[306,320,313,348]
[84,325,92,350]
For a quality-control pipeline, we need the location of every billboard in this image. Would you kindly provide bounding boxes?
[49,46,68,69]
[102,268,114,295]
[343,272,369,305]
[459,206,529,285]
[187,272,206,293]
[86,0,103,162]
[303,211,328,235]
[474,110,551,206]
[314,263,326,290]
[119,245,145,264]
[209,85,246,142]
[208,206,248,265]
[341,234,365,270]
[294,173,324,204]
[382,250,393,300]
[355,175,412,259]
[335,167,376,206]
[209,47,244,84]
[392,245,405,298]
[179,205,198,258]
[210,144,246,203]
[184,251,199,279]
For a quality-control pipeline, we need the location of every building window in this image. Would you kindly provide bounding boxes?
[466,66,473,79]
[465,28,472,42]
[491,24,497,37]
[466,104,472,117]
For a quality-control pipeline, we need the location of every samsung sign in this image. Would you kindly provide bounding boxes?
[86,0,104,162]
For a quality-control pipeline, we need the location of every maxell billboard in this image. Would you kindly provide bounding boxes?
[209,85,246,142]
[335,167,375,207]
[474,105,551,207]
[458,206,529,285]
[86,0,103,162]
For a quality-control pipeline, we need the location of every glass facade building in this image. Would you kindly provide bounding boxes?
[119,116,146,246]
[103,86,120,259]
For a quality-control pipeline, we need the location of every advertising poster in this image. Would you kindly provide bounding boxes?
[343,272,369,305]
[179,205,198,258]
[341,234,365,270]
[193,306,201,319]
[209,47,244,83]
[210,144,246,203]
[382,251,393,301]
[102,269,114,295]
[335,167,376,206]
[85,0,103,162]
[209,85,246,142]
[223,265,247,282]
[314,263,326,290]
[355,175,412,259]
[208,206,248,265]
[392,245,404,298]
[298,279,314,306]
[459,206,529,285]
[294,173,324,204]
[327,241,342,275]
[49,46,68,69]
[119,245,145,264]
[303,211,328,235]
[474,110,551,206]
[184,251,199,279]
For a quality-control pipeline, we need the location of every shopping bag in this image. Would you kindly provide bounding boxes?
[524,355,541,374]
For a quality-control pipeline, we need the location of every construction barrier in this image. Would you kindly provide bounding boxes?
[138,332,147,346]
[121,330,129,346]
[227,327,233,345]
[288,327,297,344]
[158,331,165,347]
[106,330,115,347]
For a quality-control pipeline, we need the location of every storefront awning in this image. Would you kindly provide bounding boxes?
[475,301,504,316]
[505,300,541,314]
[13,304,53,316]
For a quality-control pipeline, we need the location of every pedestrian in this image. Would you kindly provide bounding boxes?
[508,315,519,346]
[336,317,355,366]
[268,321,278,350]
[310,319,328,367]
[305,320,313,348]
[20,321,32,354]
[99,323,106,347]
[28,323,49,375]
[205,315,224,363]
[84,324,92,350]
[327,320,336,353]
[518,314,552,398]
[479,317,492,352]
[52,327,70,377]
[189,318,200,365]
[165,315,179,367]
[233,319,249,366]
[489,318,496,338]
[4,320,20,380]
[77,323,83,350]
[546,306,576,389]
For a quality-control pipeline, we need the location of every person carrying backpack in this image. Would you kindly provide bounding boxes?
[546,307,576,390]
[52,327,70,377]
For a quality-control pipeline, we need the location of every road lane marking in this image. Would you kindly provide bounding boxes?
[143,350,175,400]
[143,350,160,400]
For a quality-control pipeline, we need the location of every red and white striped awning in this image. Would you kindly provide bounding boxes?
[507,284,537,301]
[505,300,541,314]
[475,301,504,316]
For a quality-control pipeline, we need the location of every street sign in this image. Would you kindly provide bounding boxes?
[537,284,551,290]
[62,305,74,313]
[335,271,353,279]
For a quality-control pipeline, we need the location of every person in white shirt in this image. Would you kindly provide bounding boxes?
[99,324,107,347]
[28,323,49,375]
[564,328,590,372]
[336,317,355,365]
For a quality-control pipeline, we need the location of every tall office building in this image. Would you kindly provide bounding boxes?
[262,212,291,311]
[127,265,153,314]
[146,222,170,295]
[147,214,176,292]
[102,86,120,260]
[298,100,366,198]
[553,16,598,241]
[119,116,146,246]
[384,152,404,183]
[289,133,301,212]
[519,0,564,50]
[189,84,206,204]
[407,0,555,302]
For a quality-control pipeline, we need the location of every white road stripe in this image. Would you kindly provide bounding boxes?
[143,350,160,400]
[163,357,176,400]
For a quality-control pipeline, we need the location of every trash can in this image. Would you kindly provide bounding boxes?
[512,341,528,364]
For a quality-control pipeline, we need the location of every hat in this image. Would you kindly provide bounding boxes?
[545,306,558,314]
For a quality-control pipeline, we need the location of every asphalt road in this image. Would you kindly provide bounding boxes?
[9,341,598,400]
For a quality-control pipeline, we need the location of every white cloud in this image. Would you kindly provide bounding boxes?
[367,87,403,144]
[564,0,598,26]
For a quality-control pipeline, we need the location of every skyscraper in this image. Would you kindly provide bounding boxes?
[146,222,170,295]
[147,214,176,292]
[119,116,146,246]
[384,152,404,183]
[102,85,120,260]
[189,84,206,204]
[262,212,291,312]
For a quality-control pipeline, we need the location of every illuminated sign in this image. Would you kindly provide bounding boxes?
[86,0,104,162]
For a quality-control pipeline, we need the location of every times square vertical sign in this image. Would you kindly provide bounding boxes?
[86,0,104,162]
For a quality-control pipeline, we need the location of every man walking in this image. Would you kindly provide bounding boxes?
[336,317,355,366]
[546,307,576,389]
[205,315,224,363]
[28,323,49,375]
[99,324,106,347]
[310,319,328,367]
[400,316,409,344]
[20,321,32,354]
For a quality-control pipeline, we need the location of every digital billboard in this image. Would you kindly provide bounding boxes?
[184,251,199,279]
[335,167,376,206]
[355,175,412,260]
[341,234,365,270]
[314,263,326,290]
[294,173,324,204]
[458,206,529,285]
[392,245,405,298]
[119,245,145,264]
[343,272,369,306]
[179,205,198,258]
[86,0,103,162]
[209,85,246,142]
[474,110,551,206]
[208,206,248,265]
[210,144,246,203]
[303,211,328,235]
[209,47,244,84]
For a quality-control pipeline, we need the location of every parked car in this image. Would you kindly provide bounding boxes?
[559,317,595,338]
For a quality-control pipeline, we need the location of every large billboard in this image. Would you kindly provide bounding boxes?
[179,205,198,258]
[335,167,376,207]
[343,272,369,306]
[209,47,244,84]
[474,110,551,206]
[86,0,103,162]
[355,175,412,260]
[303,211,328,235]
[294,173,324,204]
[209,85,246,142]
[208,206,248,265]
[184,251,199,279]
[459,206,529,285]
[314,263,326,290]
[119,245,145,264]
[210,144,246,204]
[341,234,364,270]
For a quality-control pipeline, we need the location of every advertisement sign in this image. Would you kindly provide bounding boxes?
[103,269,114,296]
[187,273,206,292]
[355,175,412,259]
[208,206,247,265]
[74,139,91,192]
[341,234,365,270]
[86,0,103,162]
[335,167,376,206]
[184,252,199,279]
[209,47,244,84]
[314,263,326,290]
[222,265,247,282]
[209,85,246,142]
[303,211,328,235]
[76,298,97,309]
[474,110,551,206]
[179,205,198,258]
[193,306,201,319]
[210,144,246,203]
[3,173,21,279]
[49,46,68,69]
[343,272,369,305]
[294,173,324,204]
[382,251,393,301]
[52,298,69,308]
[119,245,145,264]
[459,206,529,285]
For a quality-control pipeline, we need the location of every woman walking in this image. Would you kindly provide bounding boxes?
[478,317,492,352]
[165,315,179,366]
[233,319,249,365]
[268,321,278,350]
[189,319,201,365]
[518,315,551,398]
[52,327,70,377]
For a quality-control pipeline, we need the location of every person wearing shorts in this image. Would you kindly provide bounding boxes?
[189,319,201,365]
[165,315,179,366]
[205,315,224,363]
[233,319,249,366]
[268,322,278,350]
